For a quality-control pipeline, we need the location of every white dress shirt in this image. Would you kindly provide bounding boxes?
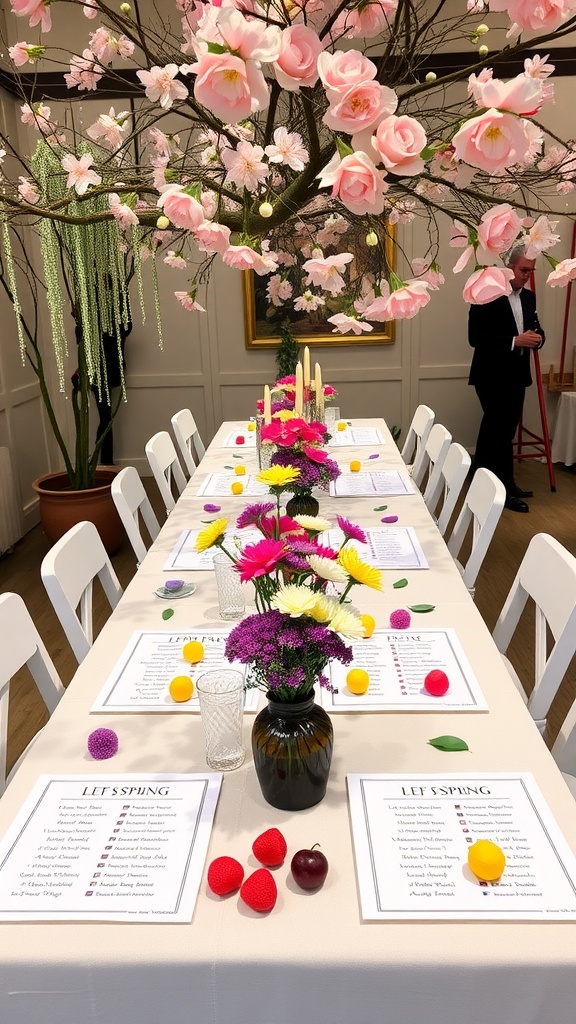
[508,288,524,350]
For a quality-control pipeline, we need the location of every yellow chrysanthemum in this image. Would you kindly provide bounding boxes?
[257,465,301,487]
[195,517,228,552]
[338,546,383,591]
[310,596,365,639]
[308,554,348,584]
[270,584,318,618]
[293,514,331,533]
[276,409,298,421]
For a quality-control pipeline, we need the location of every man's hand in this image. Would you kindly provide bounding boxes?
[514,330,541,349]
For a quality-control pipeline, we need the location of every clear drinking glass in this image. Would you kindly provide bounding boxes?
[213,551,245,620]
[196,669,245,771]
[325,406,340,428]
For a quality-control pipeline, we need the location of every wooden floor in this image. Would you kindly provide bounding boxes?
[1,462,576,776]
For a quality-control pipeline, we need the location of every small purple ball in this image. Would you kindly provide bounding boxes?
[390,608,411,629]
[87,728,119,760]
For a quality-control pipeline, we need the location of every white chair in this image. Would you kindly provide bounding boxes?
[416,422,452,492]
[446,467,506,597]
[492,533,576,735]
[171,408,205,477]
[111,466,160,566]
[40,521,123,664]
[424,442,471,536]
[145,430,187,515]
[400,404,434,477]
[551,697,576,799]
[0,592,65,793]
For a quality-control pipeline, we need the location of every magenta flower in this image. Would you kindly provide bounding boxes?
[236,538,287,582]
[304,444,328,463]
[236,502,275,529]
[337,516,367,544]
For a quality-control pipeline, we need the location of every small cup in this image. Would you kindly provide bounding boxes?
[213,551,245,620]
[196,669,245,771]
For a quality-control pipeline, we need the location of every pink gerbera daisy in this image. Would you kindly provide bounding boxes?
[337,516,367,544]
[235,539,287,582]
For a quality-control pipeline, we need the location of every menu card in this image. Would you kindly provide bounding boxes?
[0,774,221,921]
[164,528,260,571]
[329,471,414,497]
[347,773,576,920]
[324,629,487,711]
[326,527,428,569]
[328,427,385,447]
[221,429,256,448]
[197,474,268,497]
[91,630,260,712]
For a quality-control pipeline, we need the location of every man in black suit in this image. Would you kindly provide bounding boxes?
[468,246,545,513]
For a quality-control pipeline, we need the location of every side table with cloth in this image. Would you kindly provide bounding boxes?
[1,421,576,1024]
[552,391,576,465]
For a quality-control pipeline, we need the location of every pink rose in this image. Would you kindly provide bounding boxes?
[546,258,576,287]
[274,25,322,91]
[222,244,277,275]
[477,204,522,254]
[158,185,204,231]
[317,49,377,92]
[372,115,427,176]
[452,109,530,172]
[188,52,269,123]
[462,266,514,303]
[317,150,387,216]
[488,0,575,33]
[324,82,397,135]
[474,74,544,115]
[332,0,398,40]
[194,221,231,255]
[385,281,430,320]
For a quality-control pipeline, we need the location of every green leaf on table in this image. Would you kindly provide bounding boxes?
[408,604,435,613]
[162,608,174,621]
[428,735,469,752]
[393,578,408,589]
[373,505,388,512]
[224,465,234,470]
[232,454,243,458]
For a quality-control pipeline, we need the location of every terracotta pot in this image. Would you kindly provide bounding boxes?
[32,467,124,554]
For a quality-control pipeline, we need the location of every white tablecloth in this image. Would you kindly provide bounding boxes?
[1,420,576,1024]
[552,391,576,465]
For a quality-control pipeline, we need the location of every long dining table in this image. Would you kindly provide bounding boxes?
[1,418,576,1024]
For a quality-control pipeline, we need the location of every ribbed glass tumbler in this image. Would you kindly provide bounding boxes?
[196,669,245,771]
[213,551,245,620]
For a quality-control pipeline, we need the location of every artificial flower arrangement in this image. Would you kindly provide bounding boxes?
[195,464,382,703]
[256,375,337,416]
[262,414,341,498]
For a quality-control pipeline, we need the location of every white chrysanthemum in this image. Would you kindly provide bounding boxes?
[326,603,365,640]
[310,594,339,623]
[293,514,331,532]
[308,554,348,584]
[271,584,318,617]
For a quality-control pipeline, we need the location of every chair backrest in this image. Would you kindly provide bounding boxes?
[0,592,65,792]
[492,533,576,726]
[425,442,472,536]
[400,404,434,471]
[171,408,205,476]
[111,466,160,566]
[551,695,576,784]
[145,430,187,514]
[40,521,123,664]
[446,468,506,593]
[417,422,452,492]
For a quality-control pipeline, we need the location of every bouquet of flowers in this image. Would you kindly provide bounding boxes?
[195,479,381,703]
[256,376,337,416]
[261,415,340,496]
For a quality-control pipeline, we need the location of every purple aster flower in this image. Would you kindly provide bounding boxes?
[337,516,367,544]
[236,502,275,529]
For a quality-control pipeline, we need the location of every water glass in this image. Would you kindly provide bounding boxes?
[196,669,245,771]
[325,406,340,428]
[213,551,245,620]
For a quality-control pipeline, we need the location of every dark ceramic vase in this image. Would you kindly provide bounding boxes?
[252,694,333,811]
[285,492,320,518]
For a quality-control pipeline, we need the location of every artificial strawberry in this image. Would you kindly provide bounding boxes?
[207,856,244,896]
[252,827,287,867]
[240,868,278,912]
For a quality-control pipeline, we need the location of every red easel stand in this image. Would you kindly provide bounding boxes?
[514,348,556,491]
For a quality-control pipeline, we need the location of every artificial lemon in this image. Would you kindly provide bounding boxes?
[360,613,376,639]
[182,640,204,664]
[350,460,361,473]
[346,668,370,695]
[337,421,347,432]
[247,422,256,432]
[231,481,244,494]
[467,840,506,881]
[234,465,246,476]
[169,676,194,702]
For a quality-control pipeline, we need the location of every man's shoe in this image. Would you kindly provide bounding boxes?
[505,496,529,513]
[512,486,534,499]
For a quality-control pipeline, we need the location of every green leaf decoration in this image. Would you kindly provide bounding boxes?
[374,505,388,511]
[428,735,470,752]
[162,608,174,621]
[393,578,408,589]
[232,454,243,458]
[224,465,234,470]
[408,604,435,613]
